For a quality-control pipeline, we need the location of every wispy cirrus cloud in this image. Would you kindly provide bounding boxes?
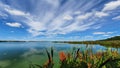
[0,0,120,38]
[93,32,114,37]
[76,13,92,20]
[95,11,109,18]
[63,15,73,20]
[112,15,120,20]
[5,8,27,16]
[102,0,120,11]
[6,22,22,28]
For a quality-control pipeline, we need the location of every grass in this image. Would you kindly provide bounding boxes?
[29,47,120,68]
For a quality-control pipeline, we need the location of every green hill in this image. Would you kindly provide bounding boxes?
[102,36,120,41]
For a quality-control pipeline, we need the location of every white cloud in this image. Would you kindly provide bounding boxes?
[1,0,117,38]
[74,11,81,15]
[0,11,8,17]
[102,0,120,11]
[76,13,92,20]
[107,32,114,34]
[0,1,102,37]
[45,0,59,7]
[63,15,73,20]
[93,32,105,35]
[103,34,110,36]
[5,8,28,16]
[25,12,97,37]
[92,25,102,29]
[27,29,44,37]
[93,32,114,35]
[0,2,29,16]
[95,11,108,18]
[112,16,120,20]
[6,22,21,27]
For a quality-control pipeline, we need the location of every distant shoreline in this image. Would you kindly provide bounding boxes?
[0,40,45,42]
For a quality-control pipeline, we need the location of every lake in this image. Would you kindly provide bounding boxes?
[0,41,119,68]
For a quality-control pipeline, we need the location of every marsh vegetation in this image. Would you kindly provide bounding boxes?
[29,47,120,68]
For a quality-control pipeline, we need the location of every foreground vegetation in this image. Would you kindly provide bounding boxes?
[29,48,120,68]
[28,36,120,68]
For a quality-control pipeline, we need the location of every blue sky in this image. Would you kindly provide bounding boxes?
[0,0,120,41]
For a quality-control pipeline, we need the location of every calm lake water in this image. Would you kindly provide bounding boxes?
[0,42,119,68]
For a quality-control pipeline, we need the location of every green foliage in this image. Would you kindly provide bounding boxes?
[102,36,120,41]
[29,47,120,68]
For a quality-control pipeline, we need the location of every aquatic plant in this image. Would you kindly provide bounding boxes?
[29,47,120,68]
